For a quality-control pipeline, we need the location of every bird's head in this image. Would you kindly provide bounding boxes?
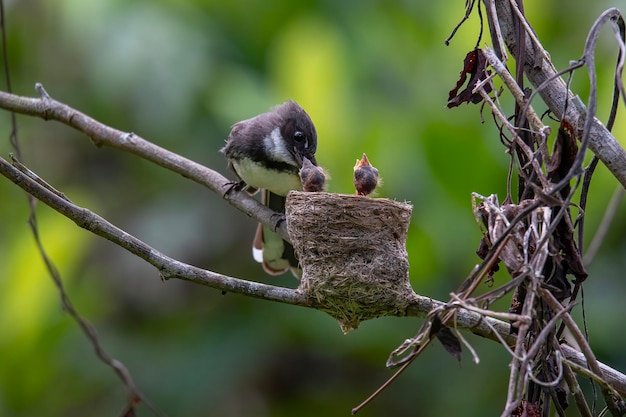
[277,100,318,168]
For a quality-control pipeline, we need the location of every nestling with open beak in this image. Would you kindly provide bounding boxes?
[353,153,380,197]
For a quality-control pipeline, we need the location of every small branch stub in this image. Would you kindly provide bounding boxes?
[286,191,417,333]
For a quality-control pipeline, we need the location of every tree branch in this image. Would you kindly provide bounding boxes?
[0,154,302,305]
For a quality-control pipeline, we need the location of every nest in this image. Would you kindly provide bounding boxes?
[286,191,417,333]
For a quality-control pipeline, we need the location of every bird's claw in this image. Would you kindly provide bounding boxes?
[223,180,246,197]
[271,213,286,231]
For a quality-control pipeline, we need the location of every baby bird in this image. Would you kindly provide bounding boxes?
[353,153,380,197]
[299,156,327,192]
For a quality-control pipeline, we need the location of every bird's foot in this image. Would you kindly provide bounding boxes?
[222,180,246,197]
[271,212,286,231]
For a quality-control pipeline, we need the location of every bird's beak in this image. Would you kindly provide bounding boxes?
[293,150,304,167]
[301,152,317,166]
[294,150,317,167]
[354,153,371,170]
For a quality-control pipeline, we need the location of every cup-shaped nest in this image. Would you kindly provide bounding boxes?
[286,191,417,333]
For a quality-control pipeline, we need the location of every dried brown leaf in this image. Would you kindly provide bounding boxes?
[447,48,492,108]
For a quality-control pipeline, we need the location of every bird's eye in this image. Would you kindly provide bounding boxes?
[293,131,305,142]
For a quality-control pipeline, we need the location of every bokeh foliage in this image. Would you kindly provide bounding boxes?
[1,0,625,416]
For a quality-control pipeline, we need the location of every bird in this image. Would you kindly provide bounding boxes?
[221,100,318,277]
[299,156,327,192]
[353,153,380,197]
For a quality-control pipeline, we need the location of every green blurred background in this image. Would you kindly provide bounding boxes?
[1,0,626,415]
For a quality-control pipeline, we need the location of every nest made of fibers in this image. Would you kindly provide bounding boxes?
[286,191,417,333]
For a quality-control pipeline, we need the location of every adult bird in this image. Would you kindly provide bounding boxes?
[221,100,318,277]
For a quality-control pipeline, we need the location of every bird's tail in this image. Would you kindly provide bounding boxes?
[252,191,301,278]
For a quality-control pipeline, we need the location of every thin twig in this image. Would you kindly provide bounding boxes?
[449,292,529,324]
[526,351,563,388]
[352,338,435,414]
[483,0,508,61]
[561,355,594,417]
[476,80,550,190]
[565,358,623,400]
[540,288,626,415]
[583,186,625,265]
[482,46,547,136]
[501,275,539,417]
[445,0,477,46]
